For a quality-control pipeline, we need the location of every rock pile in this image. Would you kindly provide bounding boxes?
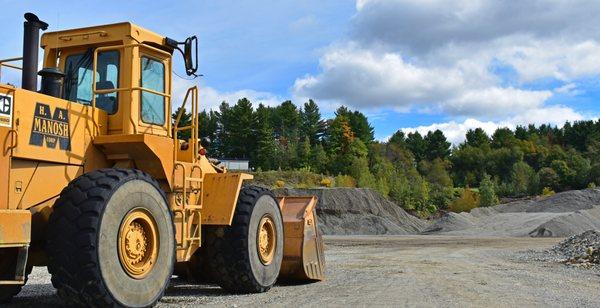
[551,230,600,267]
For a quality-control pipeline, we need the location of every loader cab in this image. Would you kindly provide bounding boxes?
[40,23,176,137]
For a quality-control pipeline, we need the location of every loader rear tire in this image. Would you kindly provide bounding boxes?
[47,169,175,307]
[205,186,284,293]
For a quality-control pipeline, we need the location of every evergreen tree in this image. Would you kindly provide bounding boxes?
[478,174,499,207]
[253,104,279,170]
[272,100,300,140]
[406,131,427,161]
[198,110,218,154]
[223,98,257,159]
[424,130,451,160]
[300,99,324,145]
[388,130,406,147]
[310,143,328,173]
[491,127,517,149]
[296,136,312,169]
[215,101,232,157]
[465,128,490,148]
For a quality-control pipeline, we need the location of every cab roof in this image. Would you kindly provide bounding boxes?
[41,22,172,52]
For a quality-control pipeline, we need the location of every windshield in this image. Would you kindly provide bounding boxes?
[63,50,120,114]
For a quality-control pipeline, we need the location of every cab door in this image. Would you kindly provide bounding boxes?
[137,48,171,137]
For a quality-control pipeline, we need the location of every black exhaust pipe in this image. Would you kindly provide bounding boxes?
[22,13,48,91]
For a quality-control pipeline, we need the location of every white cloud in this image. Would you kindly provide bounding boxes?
[401,106,586,145]
[293,0,600,125]
[293,45,553,118]
[172,77,282,111]
[352,0,600,54]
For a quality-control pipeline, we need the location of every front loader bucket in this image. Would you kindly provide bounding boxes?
[277,196,325,281]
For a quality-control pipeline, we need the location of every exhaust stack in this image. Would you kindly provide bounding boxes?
[22,13,48,91]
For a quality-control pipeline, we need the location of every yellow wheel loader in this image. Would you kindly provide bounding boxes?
[0,13,324,307]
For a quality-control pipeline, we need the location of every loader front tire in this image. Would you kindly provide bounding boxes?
[47,169,175,307]
[206,186,284,293]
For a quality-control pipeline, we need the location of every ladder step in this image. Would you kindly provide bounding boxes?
[185,177,203,182]
[183,205,202,210]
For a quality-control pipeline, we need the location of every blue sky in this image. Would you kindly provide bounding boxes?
[1,1,599,143]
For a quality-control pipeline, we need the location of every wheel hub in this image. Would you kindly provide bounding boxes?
[257,215,276,265]
[118,209,158,279]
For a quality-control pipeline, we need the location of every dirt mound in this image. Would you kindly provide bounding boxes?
[529,207,600,237]
[425,188,600,237]
[274,188,428,235]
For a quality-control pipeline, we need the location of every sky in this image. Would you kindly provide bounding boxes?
[1,0,599,144]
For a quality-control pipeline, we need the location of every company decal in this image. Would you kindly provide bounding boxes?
[0,93,12,128]
[29,103,71,150]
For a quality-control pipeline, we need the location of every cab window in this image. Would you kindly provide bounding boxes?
[63,50,120,114]
[140,57,165,125]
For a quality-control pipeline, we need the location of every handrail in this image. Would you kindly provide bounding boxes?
[0,57,23,83]
[91,43,173,135]
[59,31,107,41]
[173,86,198,164]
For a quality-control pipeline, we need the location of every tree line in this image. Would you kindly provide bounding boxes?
[174,98,600,216]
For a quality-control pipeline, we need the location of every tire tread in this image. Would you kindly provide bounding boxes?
[47,168,172,307]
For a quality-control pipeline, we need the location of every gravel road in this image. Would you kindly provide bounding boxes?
[8,236,600,307]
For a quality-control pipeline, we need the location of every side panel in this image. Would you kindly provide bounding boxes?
[0,88,15,210]
[0,210,31,246]
[11,88,107,165]
[201,173,253,225]
[9,159,82,210]
[0,126,10,210]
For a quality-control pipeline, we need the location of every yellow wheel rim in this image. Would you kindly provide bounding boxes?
[257,215,276,265]
[118,208,159,279]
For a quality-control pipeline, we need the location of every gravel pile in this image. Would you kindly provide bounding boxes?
[425,188,600,237]
[550,230,600,267]
[274,188,429,235]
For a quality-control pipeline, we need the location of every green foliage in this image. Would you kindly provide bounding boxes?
[538,167,560,191]
[449,188,479,213]
[491,127,517,149]
[251,170,330,189]
[253,104,279,170]
[272,100,300,140]
[174,96,600,217]
[350,156,377,188]
[424,130,451,160]
[406,131,427,161]
[320,177,332,187]
[465,128,490,148]
[335,106,374,144]
[388,130,406,146]
[300,100,324,145]
[510,161,537,196]
[478,174,499,207]
[334,174,357,188]
[542,187,555,196]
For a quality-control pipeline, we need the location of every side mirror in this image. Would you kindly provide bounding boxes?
[183,36,198,76]
[165,35,199,77]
